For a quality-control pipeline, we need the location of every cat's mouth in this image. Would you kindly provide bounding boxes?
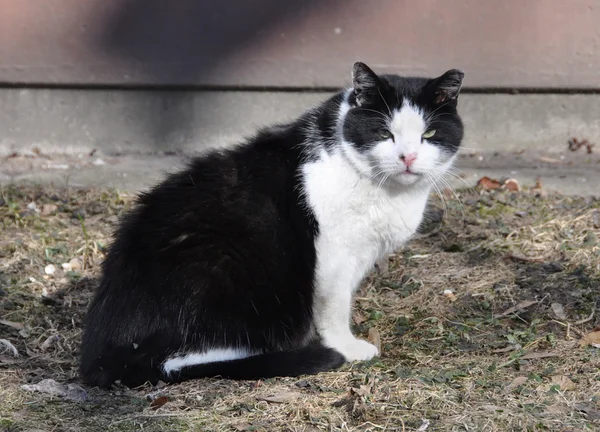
[398,169,421,177]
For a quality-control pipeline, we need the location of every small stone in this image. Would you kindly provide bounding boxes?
[87,202,103,215]
[44,264,56,275]
[68,258,83,273]
[26,202,40,213]
[593,211,600,229]
[72,208,86,219]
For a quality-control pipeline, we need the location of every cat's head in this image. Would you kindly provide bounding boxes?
[341,62,464,187]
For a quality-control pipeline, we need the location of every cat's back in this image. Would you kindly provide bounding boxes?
[96,124,313,306]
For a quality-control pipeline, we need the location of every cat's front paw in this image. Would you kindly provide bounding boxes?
[335,338,379,362]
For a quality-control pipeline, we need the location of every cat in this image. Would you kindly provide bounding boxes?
[79,62,464,388]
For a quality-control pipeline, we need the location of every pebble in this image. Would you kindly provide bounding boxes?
[593,210,600,229]
[44,264,56,275]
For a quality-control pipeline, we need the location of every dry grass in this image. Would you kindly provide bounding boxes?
[0,183,599,432]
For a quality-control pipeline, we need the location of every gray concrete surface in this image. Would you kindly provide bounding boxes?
[1,89,599,196]
[2,150,599,196]
[1,90,599,156]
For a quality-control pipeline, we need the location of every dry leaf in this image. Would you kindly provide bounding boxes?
[0,320,25,331]
[22,379,87,402]
[256,391,302,404]
[40,334,60,352]
[477,176,501,190]
[150,395,169,410]
[497,300,538,317]
[353,312,367,325]
[233,424,252,431]
[492,346,515,354]
[575,403,600,420]
[550,375,576,391]
[550,303,567,320]
[579,330,600,347]
[503,178,521,191]
[506,376,528,390]
[368,327,381,353]
[521,351,558,360]
[539,156,563,164]
[41,204,58,216]
[350,384,372,398]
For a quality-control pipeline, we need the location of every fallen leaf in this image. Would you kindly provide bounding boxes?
[575,403,600,420]
[497,300,538,317]
[40,334,60,352]
[41,204,58,216]
[579,331,600,347]
[506,376,528,390]
[477,176,501,190]
[492,346,515,354]
[353,312,367,325]
[545,403,568,415]
[550,375,576,391]
[539,156,563,164]
[503,178,521,191]
[233,424,252,431]
[521,351,558,360]
[0,320,25,331]
[350,384,372,398]
[368,327,381,353]
[550,303,567,320]
[150,395,169,410]
[256,391,302,404]
[21,379,87,402]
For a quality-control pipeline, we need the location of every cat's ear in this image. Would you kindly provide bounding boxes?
[352,62,381,106]
[429,69,464,105]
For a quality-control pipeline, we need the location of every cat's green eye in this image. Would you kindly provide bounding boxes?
[379,129,393,140]
[422,130,436,139]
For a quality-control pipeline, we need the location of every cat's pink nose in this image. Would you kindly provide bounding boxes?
[400,153,417,168]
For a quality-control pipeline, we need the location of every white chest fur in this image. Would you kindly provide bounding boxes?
[303,148,430,275]
[302,148,432,362]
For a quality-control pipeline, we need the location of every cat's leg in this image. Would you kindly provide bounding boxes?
[312,252,379,362]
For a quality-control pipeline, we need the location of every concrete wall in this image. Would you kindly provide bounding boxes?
[1,89,598,156]
[1,0,599,89]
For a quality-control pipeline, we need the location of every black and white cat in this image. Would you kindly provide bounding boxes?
[79,62,464,388]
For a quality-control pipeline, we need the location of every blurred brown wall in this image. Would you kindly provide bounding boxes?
[0,0,598,89]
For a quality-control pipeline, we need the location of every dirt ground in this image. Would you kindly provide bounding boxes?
[0,182,599,432]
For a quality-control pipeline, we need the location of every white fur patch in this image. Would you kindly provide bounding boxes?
[162,348,254,375]
[304,95,454,362]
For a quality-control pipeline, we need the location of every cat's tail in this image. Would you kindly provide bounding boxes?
[162,341,345,383]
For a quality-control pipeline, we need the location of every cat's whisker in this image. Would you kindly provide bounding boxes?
[377,87,393,119]
[425,173,449,220]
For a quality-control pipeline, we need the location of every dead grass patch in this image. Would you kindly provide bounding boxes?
[1,183,599,431]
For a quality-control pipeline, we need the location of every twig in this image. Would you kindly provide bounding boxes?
[574,309,595,325]
[78,215,89,271]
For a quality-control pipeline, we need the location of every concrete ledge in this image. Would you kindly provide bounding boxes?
[1,89,599,156]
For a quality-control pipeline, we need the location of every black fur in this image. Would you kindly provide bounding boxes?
[344,62,464,154]
[79,63,464,388]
